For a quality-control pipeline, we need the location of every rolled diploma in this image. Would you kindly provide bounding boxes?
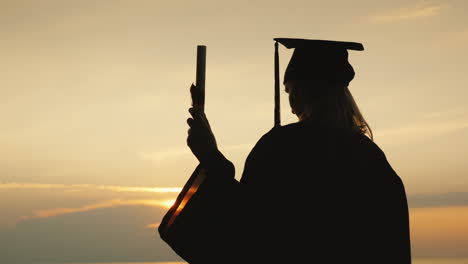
[194,45,206,112]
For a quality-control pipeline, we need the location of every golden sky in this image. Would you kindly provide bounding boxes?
[1,0,468,263]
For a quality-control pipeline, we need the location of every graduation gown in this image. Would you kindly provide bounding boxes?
[159,121,411,264]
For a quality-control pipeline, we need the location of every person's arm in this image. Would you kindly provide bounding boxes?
[186,106,235,180]
[198,148,236,180]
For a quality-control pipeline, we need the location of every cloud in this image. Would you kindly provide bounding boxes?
[0,182,181,193]
[21,199,175,221]
[376,118,468,144]
[370,4,444,23]
[140,148,191,162]
[1,205,182,264]
[422,107,466,119]
[98,185,181,193]
[140,142,253,162]
[375,107,468,145]
[0,182,180,229]
[408,192,468,208]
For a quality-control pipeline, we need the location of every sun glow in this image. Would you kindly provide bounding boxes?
[145,222,161,228]
[159,199,176,209]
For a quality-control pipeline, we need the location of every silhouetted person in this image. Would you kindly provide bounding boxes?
[162,38,411,264]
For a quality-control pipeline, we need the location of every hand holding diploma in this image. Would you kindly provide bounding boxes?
[187,87,218,164]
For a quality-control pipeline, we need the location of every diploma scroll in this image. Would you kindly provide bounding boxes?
[194,45,206,111]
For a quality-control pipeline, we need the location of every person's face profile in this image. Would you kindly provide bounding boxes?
[284,82,294,114]
[284,81,303,117]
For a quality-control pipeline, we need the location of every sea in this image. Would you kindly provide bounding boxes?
[412,259,468,264]
[74,259,468,264]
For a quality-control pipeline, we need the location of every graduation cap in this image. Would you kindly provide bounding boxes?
[273,38,364,127]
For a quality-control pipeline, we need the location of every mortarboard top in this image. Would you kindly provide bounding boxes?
[273,38,364,127]
[274,38,364,50]
[275,38,364,85]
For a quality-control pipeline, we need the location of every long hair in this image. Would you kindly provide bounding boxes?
[288,80,373,141]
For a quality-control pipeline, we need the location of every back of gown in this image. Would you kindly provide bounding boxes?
[237,121,411,263]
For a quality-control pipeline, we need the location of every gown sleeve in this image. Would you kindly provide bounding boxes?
[159,128,279,264]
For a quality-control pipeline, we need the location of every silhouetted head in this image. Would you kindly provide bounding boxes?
[274,38,372,140]
[284,80,373,140]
